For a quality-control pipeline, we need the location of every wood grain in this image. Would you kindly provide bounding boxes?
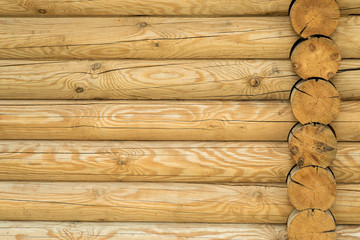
[0,100,359,141]
[0,182,358,223]
[0,0,358,16]
[0,141,359,183]
[0,16,359,59]
[1,59,360,100]
[0,222,357,240]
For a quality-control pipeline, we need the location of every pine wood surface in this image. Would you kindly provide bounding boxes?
[0,0,358,16]
[289,0,340,38]
[1,59,360,100]
[0,16,359,59]
[0,182,358,223]
[0,222,359,240]
[288,123,337,168]
[0,141,359,183]
[0,100,359,141]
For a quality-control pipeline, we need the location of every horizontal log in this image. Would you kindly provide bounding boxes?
[0,0,358,16]
[0,182,358,224]
[0,141,359,183]
[1,59,360,100]
[0,222,359,240]
[0,16,359,59]
[0,100,359,141]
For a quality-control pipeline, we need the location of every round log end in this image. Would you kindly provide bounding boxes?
[291,36,341,80]
[288,123,337,168]
[290,0,340,38]
[288,209,336,240]
[290,79,340,125]
[287,165,336,211]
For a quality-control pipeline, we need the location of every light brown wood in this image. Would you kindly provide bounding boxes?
[0,100,359,141]
[291,37,341,80]
[0,182,358,223]
[290,0,340,38]
[287,209,336,240]
[290,79,341,125]
[0,59,360,100]
[0,0,358,16]
[288,123,337,168]
[0,140,359,183]
[0,222,357,240]
[0,16,358,59]
[287,166,337,211]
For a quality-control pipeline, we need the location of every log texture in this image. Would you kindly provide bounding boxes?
[0,100,359,141]
[0,16,359,59]
[0,0,358,16]
[0,222,359,240]
[0,141,359,183]
[0,182,358,223]
[1,59,360,100]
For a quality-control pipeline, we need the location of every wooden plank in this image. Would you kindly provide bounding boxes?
[0,222,359,240]
[0,0,358,16]
[0,182,358,224]
[0,100,359,141]
[1,59,360,100]
[0,141,359,183]
[0,16,359,59]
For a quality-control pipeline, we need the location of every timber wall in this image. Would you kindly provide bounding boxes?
[0,0,360,239]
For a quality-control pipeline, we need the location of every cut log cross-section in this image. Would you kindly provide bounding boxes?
[290,78,341,125]
[289,0,340,38]
[287,166,337,211]
[288,123,337,168]
[290,36,342,80]
[287,209,336,240]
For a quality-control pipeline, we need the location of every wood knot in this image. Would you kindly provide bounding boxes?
[38,9,47,14]
[117,160,126,166]
[154,42,159,47]
[92,62,102,70]
[308,43,316,52]
[330,52,340,61]
[76,87,84,93]
[139,22,148,27]
[249,76,260,87]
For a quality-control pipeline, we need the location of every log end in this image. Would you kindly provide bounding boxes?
[290,0,340,38]
[288,123,337,168]
[287,165,336,211]
[291,37,341,80]
[287,209,336,240]
[290,79,340,125]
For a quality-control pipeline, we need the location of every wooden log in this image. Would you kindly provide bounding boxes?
[1,59,360,100]
[290,79,341,125]
[290,37,341,80]
[287,209,336,240]
[0,16,359,59]
[288,123,337,168]
[0,182,358,223]
[290,0,340,38]
[0,0,358,16]
[0,141,359,183]
[0,100,359,141]
[287,166,337,211]
[0,222,358,240]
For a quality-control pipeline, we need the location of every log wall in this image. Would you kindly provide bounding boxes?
[0,0,360,239]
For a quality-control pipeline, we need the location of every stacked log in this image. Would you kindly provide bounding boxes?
[287,0,341,239]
